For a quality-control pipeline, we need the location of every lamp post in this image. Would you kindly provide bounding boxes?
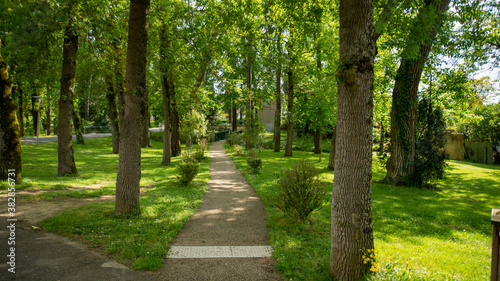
[33,96,42,146]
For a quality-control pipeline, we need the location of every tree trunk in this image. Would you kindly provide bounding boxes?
[327,127,336,170]
[159,25,173,166]
[274,31,282,153]
[72,105,85,145]
[115,0,150,215]
[284,68,293,157]
[0,52,22,181]
[232,103,237,131]
[18,85,24,137]
[314,129,321,154]
[379,121,385,153]
[171,96,181,157]
[245,49,253,150]
[57,20,78,176]
[46,87,51,136]
[31,93,39,137]
[330,0,376,280]
[141,95,151,148]
[105,71,119,154]
[385,0,451,185]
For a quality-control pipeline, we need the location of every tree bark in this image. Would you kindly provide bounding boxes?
[141,93,151,148]
[274,31,282,153]
[245,47,253,150]
[0,52,22,181]
[314,129,321,154]
[72,104,85,145]
[385,0,451,185]
[171,95,181,157]
[330,0,376,280]
[159,25,172,166]
[327,127,336,170]
[45,87,51,136]
[232,103,237,131]
[31,92,39,137]
[57,20,78,176]
[284,67,293,157]
[115,0,150,215]
[105,71,119,154]
[18,85,24,137]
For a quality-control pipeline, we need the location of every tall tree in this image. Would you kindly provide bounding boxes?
[385,0,451,185]
[159,24,173,166]
[58,17,79,176]
[115,0,150,215]
[330,0,376,280]
[273,29,282,152]
[0,50,22,181]
[284,64,294,157]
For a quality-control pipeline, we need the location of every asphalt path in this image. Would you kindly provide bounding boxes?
[20,128,161,145]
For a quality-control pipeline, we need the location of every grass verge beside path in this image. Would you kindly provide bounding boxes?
[225,144,499,280]
[0,137,210,270]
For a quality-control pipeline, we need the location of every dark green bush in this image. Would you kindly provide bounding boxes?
[277,159,326,221]
[226,132,244,146]
[410,98,448,188]
[246,157,262,172]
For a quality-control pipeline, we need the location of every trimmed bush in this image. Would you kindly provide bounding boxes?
[177,151,200,185]
[277,159,326,221]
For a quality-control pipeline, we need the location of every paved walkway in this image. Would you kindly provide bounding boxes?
[0,140,281,280]
[155,141,282,281]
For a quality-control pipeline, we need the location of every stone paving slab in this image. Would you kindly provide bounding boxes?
[167,246,273,259]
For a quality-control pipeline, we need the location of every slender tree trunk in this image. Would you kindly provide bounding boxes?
[231,103,237,131]
[330,0,376,280]
[58,20,78,176]
[284,67,293,157]
[105,71,119,154]
[379,121,385,153]
[115,0,150,215]
[46,87,51,136]
[171,96,181,157]
[385,0,451,185]
[114,44,125,153]
[18,85,24,137]
[314,129,322,154]
[141,95,151,148]
[0,52,22,181]
[31,93,38,136]
[159,25,173,166]
[72,101,85,145]
[327,127,336,170]
[245,50,253,150]
[274,31,282,153]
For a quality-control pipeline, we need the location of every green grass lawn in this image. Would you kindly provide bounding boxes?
[0,137,210,270]
[226,144,500,280]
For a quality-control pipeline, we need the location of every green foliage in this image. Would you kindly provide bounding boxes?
[465,103,500,143]
[181,109,208,144]
[246,149,262,172]
[177,150,200,185]
[193,147,206,162]
[232,144,245,156]
[276,159,326,221]
[409,98,448,188]
[226,131,245,147]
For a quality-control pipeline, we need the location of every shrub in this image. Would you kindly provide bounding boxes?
[246,157,262,172]
[277,159,326,221]
[177,151,200,185]
[233,145,245,156]
[226,132,244,146]
[409,98,448,188]
[194,148,206,162]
